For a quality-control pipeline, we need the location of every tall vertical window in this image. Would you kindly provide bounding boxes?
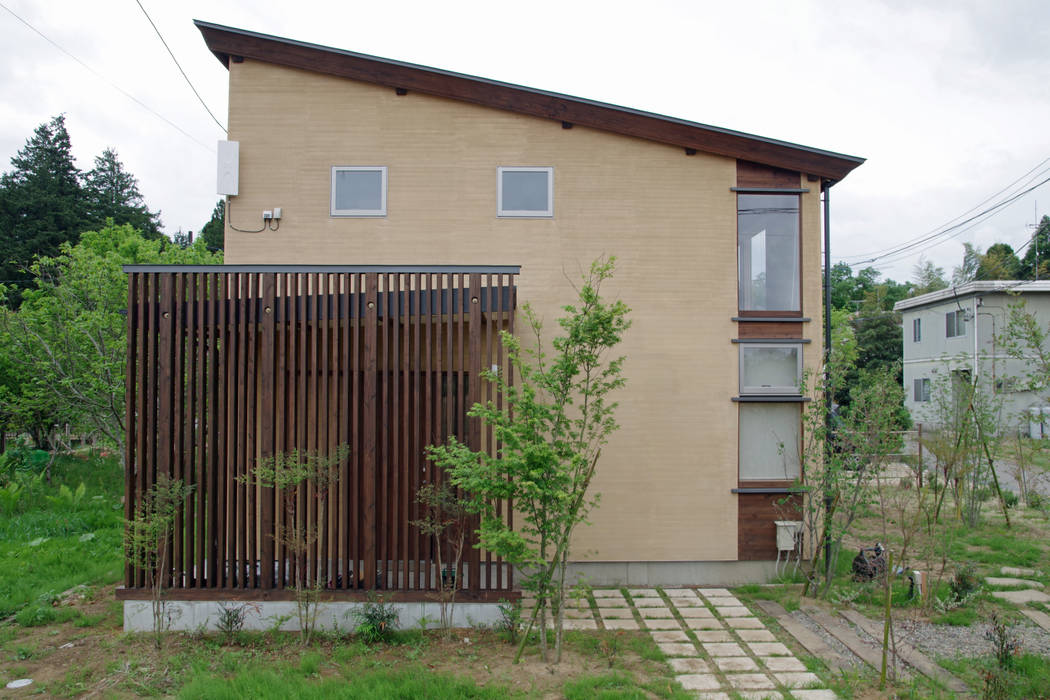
[913,318,922,342]
[946,310,966,338]
[738,194,800,312]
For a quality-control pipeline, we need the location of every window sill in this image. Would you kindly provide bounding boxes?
[732,395,810,403]
[732,487,807,494]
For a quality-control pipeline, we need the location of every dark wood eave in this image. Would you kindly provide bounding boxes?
[194,20,865,183]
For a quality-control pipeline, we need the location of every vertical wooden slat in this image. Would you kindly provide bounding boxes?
[362,273,378,589]
[507,274,516,590]
[485,273,495,590]
[339,274,350,589]
[467,273,482,592]
[222,273,237,587]
[124,273,139,588]
[172,273,185,587]
[296,274,307,589]
[411,273,422,588]
[194,273,206,588]
[260,274,276,588]
[390,273,401,590]
[157,274,175,588]
[209,273,223,588]
[182,274,196,587]
[243,275,257,588]
[317,273,329,585]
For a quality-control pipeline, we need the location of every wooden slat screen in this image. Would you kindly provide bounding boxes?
[124,270,517,599]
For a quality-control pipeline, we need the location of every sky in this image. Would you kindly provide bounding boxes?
[1,0,1048,284]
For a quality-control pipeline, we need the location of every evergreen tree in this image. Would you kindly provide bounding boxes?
[1019,215,1050,280]
[83,148,163,239]
[0,115,87,305]
[200,199,225,251]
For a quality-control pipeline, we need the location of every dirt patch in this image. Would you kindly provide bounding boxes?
[0,586,674,698]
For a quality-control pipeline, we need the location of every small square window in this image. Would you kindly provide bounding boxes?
[946,310,966,338]
[498,167,553,217]
[740,344,802,394]
[331,166,387,216]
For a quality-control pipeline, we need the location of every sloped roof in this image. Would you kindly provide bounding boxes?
[195,20,864,183]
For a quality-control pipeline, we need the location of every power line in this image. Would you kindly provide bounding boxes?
[0,1,214,152]
[841,172,1050,268]
[133,0,226,132]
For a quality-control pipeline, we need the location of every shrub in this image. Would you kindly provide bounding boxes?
[950,564,980,601]
[350,595,399,644]
[1002,490,1019,509]
[985,612,1021,670]
[495,598,522,644]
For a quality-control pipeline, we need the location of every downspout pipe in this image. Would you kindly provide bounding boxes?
[822,180,834,583]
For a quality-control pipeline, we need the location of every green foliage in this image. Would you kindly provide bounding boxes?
[178,667,514,700]
[0,222,222,455]
[562,671,648,700]
[411,479,472,634]
[912,255,949,295]
[0,115,87,306]
[495,598,523,644]
[82,147,162,239]
[200,199,225,252]
[1019,215,1050,280]
[427,257,630,664]
[0,453,123,617]
[349,595,400,644]
[949,563,980,601]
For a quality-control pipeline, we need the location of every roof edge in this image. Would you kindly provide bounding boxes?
[193,20,865,182]
[893,280,1050,312]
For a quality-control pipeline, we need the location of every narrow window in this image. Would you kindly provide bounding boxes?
[913,318,921,342]
[738,194,800,312]
[331,166,387,216]
[946,311,966,338]
[913,378,931,402]
[739,344,802,394]
[739,403,801,480]
[498,167,553,217]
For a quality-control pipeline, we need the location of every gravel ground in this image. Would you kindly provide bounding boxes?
[790,606,1050,667]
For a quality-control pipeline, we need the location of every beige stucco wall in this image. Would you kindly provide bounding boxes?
[223,59,823,563]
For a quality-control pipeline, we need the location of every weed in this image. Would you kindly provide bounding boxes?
[495,598,522,644]
[985,612,1021,670]
[349,594,399,644]
[563,671,646,700]
[950,563,980,600]
[216,602,255,643]
[298,651,323,677]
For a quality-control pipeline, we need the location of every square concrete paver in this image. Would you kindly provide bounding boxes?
[634,597,669,607]
[598,607,633,618]
[714,656,759,672]
[716,606,753,617]
[774,672,822,688]
[694,694,731,700]
[644,618,682,630]
[790,691,839,700]
[669,657,710,673]
[705,596,741,607]
[736,629,777,642]
[602,618,639,630]
[641,607,675,618]
[668,597,701,607]
[592,589,625,598]
[737,693,783,700]
[651,630,690,642]
[748,642,791,656]
[564,608,594,619]
[703,641,745,656]
[562,619,598,630]
[727,617,765,629]
[686,617,725,630]
[992,589,1050,604]
[697,587,733,597]
[726,673,776,690]
[762,656,807,672]
[659,642,700,656]
[694,630,734,642]
[629,588,662,597]
[676,674,721,691]
[678,606,715,618]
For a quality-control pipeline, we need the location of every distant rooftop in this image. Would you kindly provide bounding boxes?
[894,280,1050,312]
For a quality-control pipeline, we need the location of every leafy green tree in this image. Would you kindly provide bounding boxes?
[1019,216,1050,280]
[427,257,630,664]
[200,199,225,251]
[952,243,981,285]
[83,148,162,239]
[0,115,87,305]
[0,222,221,458]
[977,243,1021,280]
[912,256,948,295]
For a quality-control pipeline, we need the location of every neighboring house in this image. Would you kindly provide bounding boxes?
[895,281,1050,431]
[121,19,865,622]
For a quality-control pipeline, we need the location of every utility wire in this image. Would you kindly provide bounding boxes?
[133,0,226,132]
[0,1,214,152]
[841,156,1050,262]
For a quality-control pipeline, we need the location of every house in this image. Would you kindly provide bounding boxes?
[895,281,1050,431]
[119,20,864,628]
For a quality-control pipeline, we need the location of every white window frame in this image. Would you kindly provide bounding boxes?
[739,343,803,395]
[331,166,387,217]
[497,166,553,218]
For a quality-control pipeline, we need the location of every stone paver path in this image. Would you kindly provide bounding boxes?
[586,587,840,699]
